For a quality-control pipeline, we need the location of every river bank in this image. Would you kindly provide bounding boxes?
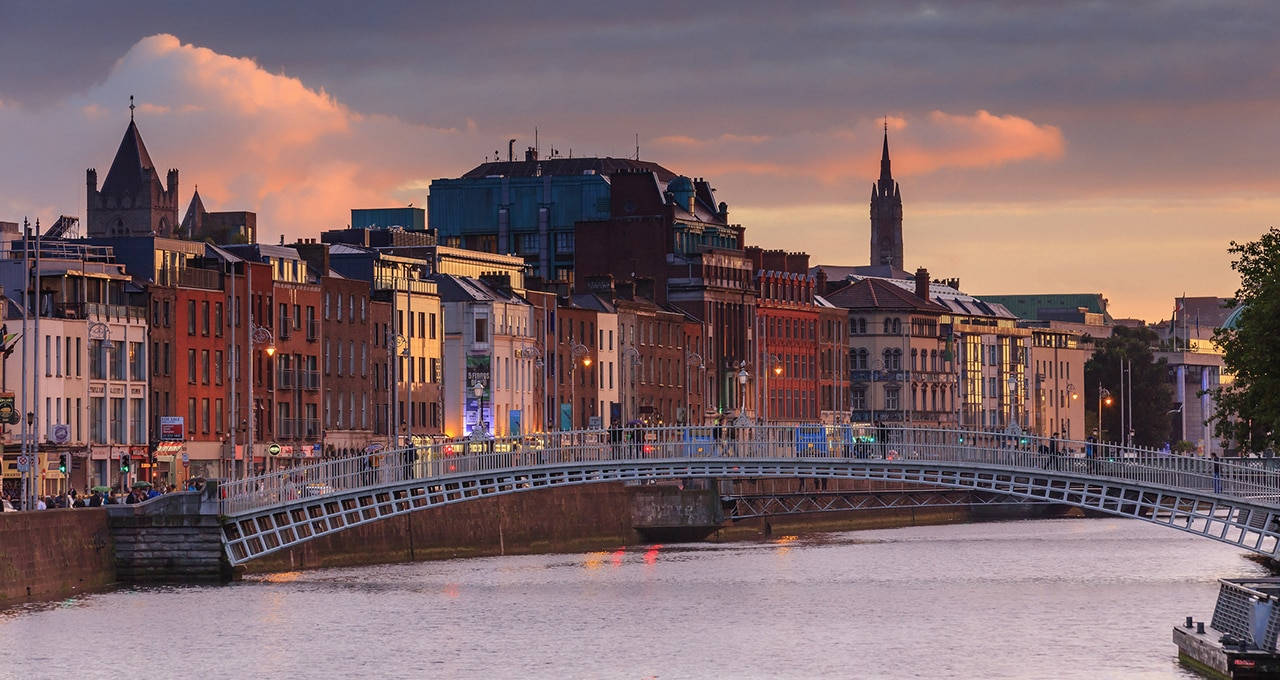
[2,481,1067,605]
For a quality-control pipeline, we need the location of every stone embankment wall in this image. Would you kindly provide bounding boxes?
[246,482,637,573]
[106,487,230,583]
[0,508,115,606]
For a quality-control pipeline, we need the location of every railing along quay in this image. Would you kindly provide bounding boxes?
[219,426,1280,517]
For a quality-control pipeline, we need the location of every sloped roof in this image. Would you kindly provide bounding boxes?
[100,121,163,197]
[824,277,948,313]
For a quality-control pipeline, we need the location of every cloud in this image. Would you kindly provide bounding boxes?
[0,34,478,241]
[647,111,1063,204]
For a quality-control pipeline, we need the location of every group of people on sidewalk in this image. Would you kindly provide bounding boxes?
[1,480,204,511]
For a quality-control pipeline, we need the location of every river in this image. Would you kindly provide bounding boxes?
[0,517,1264,679]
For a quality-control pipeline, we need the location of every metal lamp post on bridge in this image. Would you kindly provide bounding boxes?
[386,330,407,447]
[621,346,640,425]
[1097,385,1113,443]
[568,342,589,429]
[735,365,751,426]
[517,344,542,435]
[471,380,487,439]
[684,351,703,425]
[762,354,782,423]
[247,324,275,477]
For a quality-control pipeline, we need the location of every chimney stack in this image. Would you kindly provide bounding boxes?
[914,267,930,301]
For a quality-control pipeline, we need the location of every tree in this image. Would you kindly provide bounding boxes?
[1084,326,1174,447]
[1211,227,1280,452]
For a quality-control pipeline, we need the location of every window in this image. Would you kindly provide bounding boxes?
[201,301,210,335]
[187,300,196,334]
[188,398,197,437]
[215,399,224,435]
[129,341,145,381]
[555,231,574,254]
[852,387,866,410]
[130,398,144,444]
[201,398,210,434]
[108,341,125,380]
[336,294,343,321]
[349,341,356,376]
[518,233,539,253]
[188,349,197,384]
[215,351,224,385]
[110,397,126,444]
[885,387,900,411]
[76,337,81,376]
[45,335,50,376]
[90,397,106,444]
[475,317,488,343]
[214,302,224,337]
[201,350,210,384]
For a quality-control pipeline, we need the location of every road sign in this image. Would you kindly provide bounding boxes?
[15,454,30,471]
[589,416,602,429]
[51,423,70,444]
[181,452,190,464]
[268,443,281,456]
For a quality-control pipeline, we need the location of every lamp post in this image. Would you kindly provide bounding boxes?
[471,379,487,439]
[386,330,407,447]
[518,345,541,436]
[569,342,588,430]
[735,364,750,426]
[1066,382,1077,439]
[762,353,782,423]
[1098,385,1113,443]
[622,346,640,425]
[684,351,703,425]
[247,324,274,477]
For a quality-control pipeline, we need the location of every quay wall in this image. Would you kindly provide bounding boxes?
[245,481,637,573]
[0,508,115,606]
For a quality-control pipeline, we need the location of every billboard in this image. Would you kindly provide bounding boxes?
[159,416,185,441]
[464,354,492,436]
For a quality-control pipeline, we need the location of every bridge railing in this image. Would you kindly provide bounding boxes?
[219,425,1280,516]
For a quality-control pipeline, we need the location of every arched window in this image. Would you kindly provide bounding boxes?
[857,348,868,369]
[883,318,892,334]
[859,318,867,334]
[892,318,902,335]
[883,348,893,369]
[911,348,918,370]
[892,349,902,370]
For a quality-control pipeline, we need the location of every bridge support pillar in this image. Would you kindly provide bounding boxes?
[106,483,233,584]
[630,483,724,542]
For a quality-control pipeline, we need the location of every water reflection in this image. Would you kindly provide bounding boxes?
[0,518,1265,679]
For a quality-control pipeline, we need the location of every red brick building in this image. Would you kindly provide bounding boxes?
[575,171,756,415]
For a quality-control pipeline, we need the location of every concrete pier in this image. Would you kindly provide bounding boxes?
[106,484,232,583]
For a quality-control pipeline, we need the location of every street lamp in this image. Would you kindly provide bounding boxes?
[684,351,704,425]
[518,345,542,436]
[247,324,274,477]
[569,342,588,430]
[471,379,488,439]
[622,346,640,425]
[736,364,750,426]
[762,353,782,423]
[386,330,407,447]
[1098,385,1113,443]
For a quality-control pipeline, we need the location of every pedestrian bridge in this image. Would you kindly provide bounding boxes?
[218,425,1280,565]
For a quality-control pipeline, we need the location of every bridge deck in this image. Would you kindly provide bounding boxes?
[215,426,1280,565]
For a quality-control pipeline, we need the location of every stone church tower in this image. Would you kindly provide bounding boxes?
[869,128,903,270]
[86,114,179,238]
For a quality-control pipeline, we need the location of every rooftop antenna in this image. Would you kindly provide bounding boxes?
[130,95,136,122]
[534,126,539,157]
[635,133,640,161]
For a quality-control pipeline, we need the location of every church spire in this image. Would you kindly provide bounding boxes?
[879,118,893,183]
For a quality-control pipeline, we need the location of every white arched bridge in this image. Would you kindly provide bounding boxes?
[218,425,1280,565]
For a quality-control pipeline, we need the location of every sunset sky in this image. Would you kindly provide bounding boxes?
[2,1,1276,322]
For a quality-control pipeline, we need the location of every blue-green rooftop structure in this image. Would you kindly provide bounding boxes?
[428,153,677,284]
[351,207,425,231]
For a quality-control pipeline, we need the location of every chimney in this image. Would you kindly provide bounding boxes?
[525,146,539,162]
[634,276,655,302]
[585,275,615,298]
[914,267,930,301]
[815,268,829,295]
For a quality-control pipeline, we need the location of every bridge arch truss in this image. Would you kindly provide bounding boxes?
[219,426,1280,565]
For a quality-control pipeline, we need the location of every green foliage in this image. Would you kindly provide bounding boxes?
[1084,325,1174,447]
[1211,227,1280,451]
[1172,440,1196,453]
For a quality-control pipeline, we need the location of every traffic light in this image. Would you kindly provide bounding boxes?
[58,453,68,474]
[120,454,131,473]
